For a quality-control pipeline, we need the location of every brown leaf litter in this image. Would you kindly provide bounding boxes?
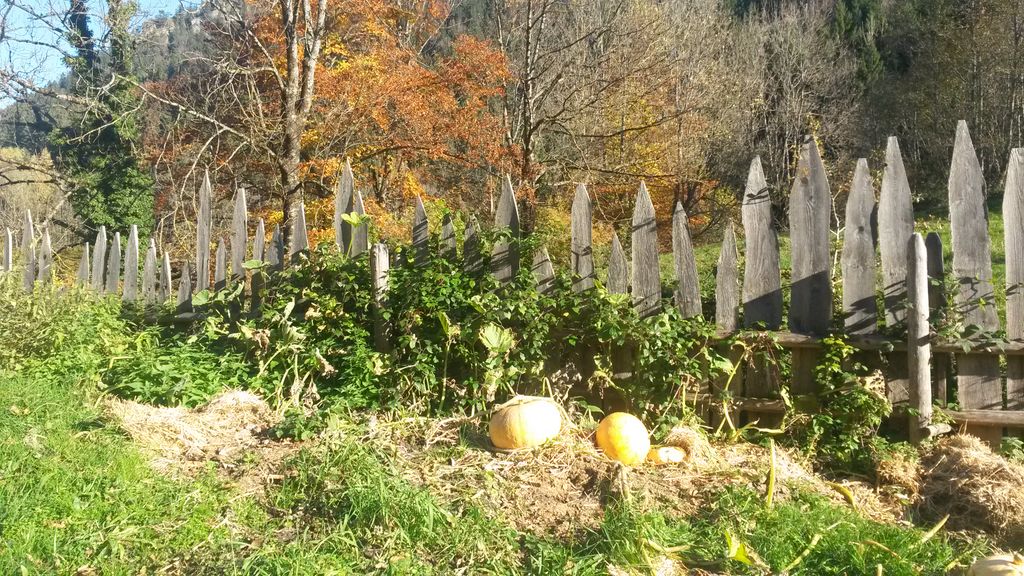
[104,390,301,495]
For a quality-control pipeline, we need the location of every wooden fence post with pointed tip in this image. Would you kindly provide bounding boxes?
[464,216,481,275]
[413,197,429,267]
[492,176,520,284]
[77,243,91,286]
[607,233,629,295]
[159,252,172,303]
[22,210,34,292]
[197,170,212,291]
[106,232,121,294]
[842,159,878,334]
[143,239,157,304]
[371,243,390,352]
[231,188,248,283]
[92,226,107,292]
[949,121,1003,447]
[291,199,309,263]
[925,232,948,405]
[742,157,782,329]
[672,201,701,318]
[1004,148,1024,412]
[631,182,661,319]
[711,222,741,429]
[571,184,595,292]
[177,261,193,314]
[214,238,227,292]
[351,188,368,257]
[36,228,52,285]
[251,218,266,314]
[788,138,833,396]
[336,159,353,254]
[440,214,457,261]
[123,225,139,303]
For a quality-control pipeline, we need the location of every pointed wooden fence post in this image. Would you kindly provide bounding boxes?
[716,223,739,332]
[143,239,157,304]
[571,184,595,292]
[91,226,107,292]
[672,201,701,318]
[36,228,52,285]
[122,225,139,303]
[159,252,172,303]
[267,225,283,271]
[788,138,833,396]
[440,214,457,261]
[214,237,227,291]
[631,182,660,318]
[231,188,248,282]
[251,218,267,313]
[949,121,1002,447]
[197,170,212,291]
[1004,148,1024,410]
[371,243,390,352]
[22,210,34,292]
[880,137,914,327]
[350,187,368,257]
[742,157,782,328]
[177,261,193,313]
[77,243,91,286]
[290,199,308,263]
[2,227,12,272]
[492,176,520,283]
[841,159,878,334]
[335,160,367,257]
[464,216,482,274]
[532,247,555,295]
[106,232,122,294]
[926,232,948,404]
[907,233,932,444]
[607,233,629,294]
[413,196,429,267]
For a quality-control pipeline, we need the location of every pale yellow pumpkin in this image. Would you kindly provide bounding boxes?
[488,395,562,450]
[595,412,651,466]
[968,553,1024,576]
[647,445,686,465]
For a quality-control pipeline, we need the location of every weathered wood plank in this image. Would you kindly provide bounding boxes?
[214,237,227,291]
[350,188,368,257]
[788,139,832,397]
[492,176,520,284]
[2,227,11,272]
[290,199,308,262]
[949,120,1002,446]
[532,247,556,295]
[1004,147,1024,409]
[608,232,629,294]
[742,157,782,329]
[266,225,283,269]
[926,232,949,405]
[631,182,661,318]
[879,137,915,327]
[77,243,91,286]
[440,213,457,260]
[908,233,932,443]
[123,225,139,302]
[143,239,157,304]
[36,227,52,285]
[336,159,353,253]
[231,188,248,281]
[571,184,595,292]
[91,226,107,292]
[253,218,266,264]
[159,252,172,303]
[177,261,193,313]
[841,159,878,334]
[251,218,266,311]
[672,201,702,318]
[106,232,122,294]
[464,216,482,274]
[413,196,429,267]
[371,243,390,352]
[196,170,212,290]
[21,210,34,292]
[715,222,739,332]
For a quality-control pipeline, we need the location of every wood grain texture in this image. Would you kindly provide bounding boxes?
[177,261,193,313]
[413,196,429,267]
[214,237,227,291]
[716,222,739,332]
[231,188,248,281]
[123,225,139,302]
[266,225,283,270]
[253,219,266,266]
[464,216,481,274]
[926,232,949,405]
[105,232,121,294]
[196,170,212,290]
[21,210,34,292]
[350,188,368,257]
[159,252,171,303]
[336,159,353,253]
[841,159,878,334]
[492,176,520,284]
[440,213,457,260]
[1004,147,1024,409]
[788,138,833,335]
[608,232,629,294]
[143,239,157,304]
[879,137,915,327]
[672,201,702,318]
[91,226,107,292]
[949,121,1002,446]
[631,182,661,318]
[532,247,556,295]
[571,184,595,292]
[77,242,91,286]
[741,157,782,329]
[371,243,390,352]
[290,198,309,261]
[36,227,51,285]
[907,233,932,443]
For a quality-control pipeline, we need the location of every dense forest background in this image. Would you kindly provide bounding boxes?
[1,0,1023,261]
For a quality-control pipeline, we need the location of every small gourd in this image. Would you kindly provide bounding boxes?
[488,395,562,450]
[595,412,651,466]
[647,445,686,465]
[968,553,1024,576]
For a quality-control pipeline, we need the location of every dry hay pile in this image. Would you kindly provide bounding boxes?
[105,390,300,494]
[919,434,1024,547]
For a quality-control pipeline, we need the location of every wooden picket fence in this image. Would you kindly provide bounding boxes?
[3,122,1024,447]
